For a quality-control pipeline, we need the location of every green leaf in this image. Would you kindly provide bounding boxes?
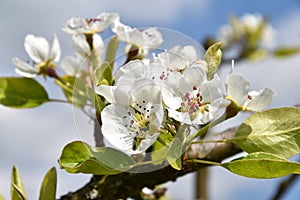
[86,86,105,113]
[151,133,174,165]
[235,107,300,158]
[94,62,112,86]
[0,77,48,108]
[0,193,5,200]
[39,167,57,200]
[104,36,119,69]
[11,166,27,200]
[167,138,183,170]
[58,141,136,175]
[204,42,222,80]
[55,76,88,107]
[222,152,300,178]
[273,47,300,57]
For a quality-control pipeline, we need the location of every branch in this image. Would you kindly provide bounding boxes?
[270,174,299,200]
[59,127,241,200]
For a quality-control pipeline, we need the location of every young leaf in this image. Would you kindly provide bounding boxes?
[94,62,112,86]
[39,167,57,200]
[86,86,105,113]
[55,76,88,107]
[151,133,174,165]
[222,152,300,178]
[58,141,135,175]
[0,193,5,200]
[273,47,300,57]
[235,107,300,158]
[11,166,27,200]
[104,36,119,69]
[0,77,48,108]
[167,138,183,170]
[204,42,222,80]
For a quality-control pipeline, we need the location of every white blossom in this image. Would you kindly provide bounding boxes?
[155,45,199,71]
[226,61,275,111]
[163,66,224,125]
[71,34,104,57]
[101,81,164,154]
[12,34,61,78]
[112,20,163,54]
[63,12,119,35]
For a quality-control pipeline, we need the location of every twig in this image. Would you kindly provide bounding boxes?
[270,174,299,200]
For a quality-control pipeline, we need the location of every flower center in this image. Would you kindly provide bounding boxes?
[180,86,203,115]
[85,18,101,25]
[123,100,156,150]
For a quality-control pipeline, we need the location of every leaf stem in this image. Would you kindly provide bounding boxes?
[185,159,221,166]
[185,113,226,145]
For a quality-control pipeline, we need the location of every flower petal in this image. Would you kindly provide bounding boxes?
[142,28,163,49]
[24,34,50,63]
[183,66,207,87]
[101,104,137,154]
[50,34,61,62]
[71,34,90,56]
[226,72,249,105]
[63,18,87,34]
[12,57,39,77]
[246,88,276,111]
[200,75,223,103]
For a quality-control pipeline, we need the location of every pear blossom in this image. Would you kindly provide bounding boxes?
[217,13,275,49]
[101,81,164,154]
[12,34,61,78]
[71,34,104,58]
[112,20,163,55]
[225,62,275,111]
[155,45,200,72]
[63,12,119,35]
[163,66,224,125]
[96,60,181,105]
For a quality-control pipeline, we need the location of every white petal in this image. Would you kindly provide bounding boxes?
[63,18,87,34]
[183,66,207,87]
[101,104,136,153]
[128,29,144,47]
[142,28,163,49]
[92,34,104,54]
[168,109,192,124]
[246,88,276,111]
[71,34,90,56]
[130,80,162,110]
[24,34,50,63]
[158,45,191,71]
[112,21,132,42]
[12,57,39,77]
[94,12,120,32]
[134,133,159,154]
[95,85,117,103]
[200,75,223,103]
[161,87,182,110]
[115,60,146,82]
[182,45,197,62]
[50,34,61,62]
[226,73,249,105]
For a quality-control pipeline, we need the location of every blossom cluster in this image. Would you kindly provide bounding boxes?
[12,12,275,156]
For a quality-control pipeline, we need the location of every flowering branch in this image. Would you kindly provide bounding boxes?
[59,127,242,200]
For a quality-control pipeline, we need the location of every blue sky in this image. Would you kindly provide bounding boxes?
[0,0,300,199]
